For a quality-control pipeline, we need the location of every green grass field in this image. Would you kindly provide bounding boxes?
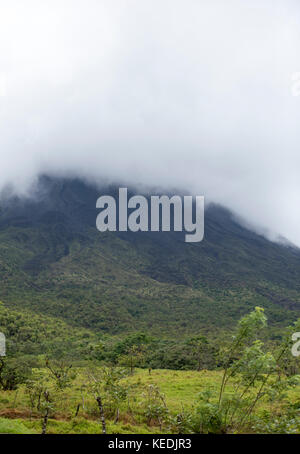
[0,368,299,434]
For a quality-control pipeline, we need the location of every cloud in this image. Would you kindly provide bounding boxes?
[0,0,300,244]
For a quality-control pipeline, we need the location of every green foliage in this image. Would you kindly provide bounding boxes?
[0,178,300,341]
[169,308,300,434]
[0,302,99,361]
[0,357,31,391]
[26,371,48,413]
[84,366,131,424]
[252,403,300,434]
[45,358,76,389]
[140,384,169,427]
[192,390,224,434]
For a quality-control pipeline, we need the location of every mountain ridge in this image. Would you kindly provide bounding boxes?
[0,176,299,337]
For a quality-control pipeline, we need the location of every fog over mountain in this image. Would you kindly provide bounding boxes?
[0,1,300,244]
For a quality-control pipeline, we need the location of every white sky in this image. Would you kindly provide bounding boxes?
[0,0,300,244]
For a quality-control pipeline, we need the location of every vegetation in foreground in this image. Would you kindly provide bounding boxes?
[0,308,300,434]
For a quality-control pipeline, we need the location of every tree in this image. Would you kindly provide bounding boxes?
[118,345,145,375]
[25,370,59,434]
[187,335,208,371]
[186,308,300,433]
[85,366,130,432]
[41,390,53,435]
[141,384,169,430]
[218,307,268,406]
[45,358,76,389]
[0,357,31,391]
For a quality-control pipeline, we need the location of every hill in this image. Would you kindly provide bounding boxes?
[0,176,299,338]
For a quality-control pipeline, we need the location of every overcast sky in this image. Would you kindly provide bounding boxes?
[0,0,300,244]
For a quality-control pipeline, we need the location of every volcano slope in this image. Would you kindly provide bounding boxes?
[0,176,299,337]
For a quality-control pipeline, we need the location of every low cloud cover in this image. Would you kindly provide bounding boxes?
[0,0,300,244]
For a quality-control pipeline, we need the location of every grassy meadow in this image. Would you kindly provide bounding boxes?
[0,367,299,434]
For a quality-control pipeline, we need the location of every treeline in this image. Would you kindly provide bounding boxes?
[86,333,218,371]
[1,301,300,375]
[0,300,221,370]
[0,301,243,371]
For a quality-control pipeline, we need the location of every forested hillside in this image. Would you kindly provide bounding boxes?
[0,178,300,434]
[0,176,299,339]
